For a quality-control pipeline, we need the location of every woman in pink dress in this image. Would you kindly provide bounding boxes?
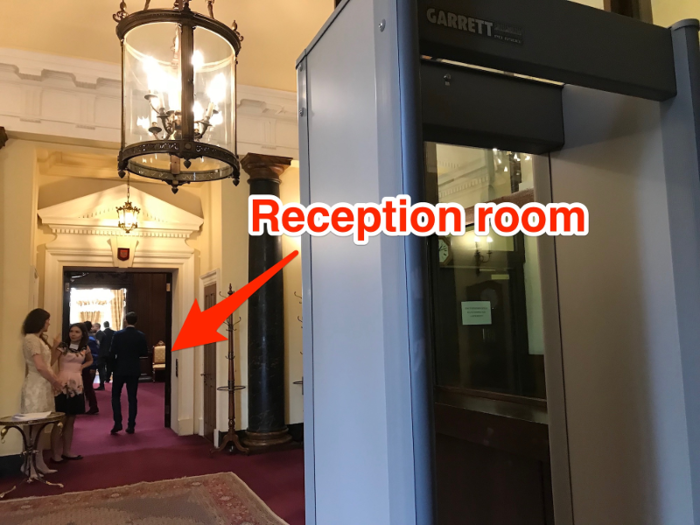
[50,323,92,462]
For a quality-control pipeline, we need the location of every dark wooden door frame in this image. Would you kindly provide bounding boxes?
[202,282,218,442]
[62,268,175,429]
[164,273,173,428]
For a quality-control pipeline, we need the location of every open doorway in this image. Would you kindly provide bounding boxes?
[62,269,173,428]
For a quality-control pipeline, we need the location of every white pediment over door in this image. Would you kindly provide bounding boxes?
[38,185,203,238]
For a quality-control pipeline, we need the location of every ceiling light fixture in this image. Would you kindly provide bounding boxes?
[117,173,141,234]
[114,0,243,193]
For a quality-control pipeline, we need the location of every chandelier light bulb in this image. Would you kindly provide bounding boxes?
[193,100,205,121]
[210,112,223,126]
[137,116,150,132]
[143,56,167,93]
[192,49,205,70]
[207,73,227,105]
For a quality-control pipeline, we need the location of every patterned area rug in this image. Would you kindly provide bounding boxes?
[0,472,288,525]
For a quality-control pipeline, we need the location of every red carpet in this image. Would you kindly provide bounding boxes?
[0,381,305,525]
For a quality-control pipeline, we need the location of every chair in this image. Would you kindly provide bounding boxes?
[152,341,166,382]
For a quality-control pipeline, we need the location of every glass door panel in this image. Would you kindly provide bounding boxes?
[427,142,546,405]
[426,142,554,525]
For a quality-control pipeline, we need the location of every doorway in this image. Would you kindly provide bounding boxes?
[62,269,174,428]
[426,143,554,524]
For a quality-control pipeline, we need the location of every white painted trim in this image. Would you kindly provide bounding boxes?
[0,48,121,84]
[39,185,204,233]
[44,246,197,436]
[0,48,299,157]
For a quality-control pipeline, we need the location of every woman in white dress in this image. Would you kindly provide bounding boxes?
[21,308,64,475]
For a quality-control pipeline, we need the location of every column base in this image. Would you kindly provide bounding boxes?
[241,428,295,453]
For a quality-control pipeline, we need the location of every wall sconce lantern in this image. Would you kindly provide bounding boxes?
[474,235,493,275]
[114,0,243,193]
[117,173,141,234]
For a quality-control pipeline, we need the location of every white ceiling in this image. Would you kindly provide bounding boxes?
[0,0,333,92]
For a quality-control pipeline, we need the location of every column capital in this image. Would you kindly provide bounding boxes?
[241,153,292,183]
[0,127,7,150]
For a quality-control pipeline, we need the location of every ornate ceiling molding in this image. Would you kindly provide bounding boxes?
[0,48,299,158]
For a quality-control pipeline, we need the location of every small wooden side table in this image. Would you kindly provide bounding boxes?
[0,412,65,498]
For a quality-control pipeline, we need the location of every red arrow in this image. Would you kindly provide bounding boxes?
[172,250,299,352]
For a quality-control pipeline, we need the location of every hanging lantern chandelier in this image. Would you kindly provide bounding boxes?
[114,0,243,193]
[117,173,141,234]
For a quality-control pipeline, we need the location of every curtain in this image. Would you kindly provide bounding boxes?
[76,299,108,309]
[79,310,102,324]
[110,289,126,331]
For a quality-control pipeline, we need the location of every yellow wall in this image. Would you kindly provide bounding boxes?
[570,0,699,25]
[0,140,40,455]
[219,177,250,431]
[570,0,605,9]
[652,0,698,26]
[0,0,332,93]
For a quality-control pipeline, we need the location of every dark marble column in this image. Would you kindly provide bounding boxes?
[241,153,293,451]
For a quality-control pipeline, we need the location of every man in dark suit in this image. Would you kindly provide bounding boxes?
[94,322,104,344]
[110,312,148,435]
[96,321,115,390]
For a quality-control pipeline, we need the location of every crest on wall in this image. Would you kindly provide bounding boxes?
[117,248,130,261]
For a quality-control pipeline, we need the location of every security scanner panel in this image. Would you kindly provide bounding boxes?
[298,1,700,524]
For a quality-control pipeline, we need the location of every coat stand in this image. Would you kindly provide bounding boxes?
[212,285,249,455]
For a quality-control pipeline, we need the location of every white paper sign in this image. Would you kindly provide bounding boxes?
[461,301,492,325]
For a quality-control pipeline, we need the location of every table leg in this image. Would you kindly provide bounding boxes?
[27,422,63,489]
[0,420,64,498]
[0,426,29,499]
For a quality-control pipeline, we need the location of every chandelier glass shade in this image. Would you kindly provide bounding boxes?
[115,2,242,193]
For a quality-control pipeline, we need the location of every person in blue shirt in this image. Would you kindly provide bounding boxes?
[82,321,100,415]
